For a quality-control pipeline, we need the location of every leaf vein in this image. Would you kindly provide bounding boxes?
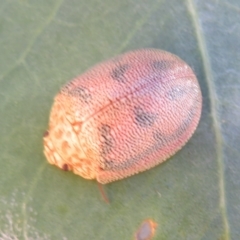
[0,0,64,83]
[187,0,230,239]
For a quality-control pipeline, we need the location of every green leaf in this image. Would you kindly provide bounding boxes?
[0,0,239,239]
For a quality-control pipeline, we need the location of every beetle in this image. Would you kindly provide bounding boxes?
[43,49,202,184]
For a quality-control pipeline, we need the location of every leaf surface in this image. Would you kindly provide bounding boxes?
[0,0,239,239]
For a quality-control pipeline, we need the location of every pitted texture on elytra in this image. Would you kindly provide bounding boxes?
[99,124,114,156]
[43,49,202,184]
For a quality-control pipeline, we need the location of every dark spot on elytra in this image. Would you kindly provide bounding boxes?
[99,124,114,156]
[153,130,166,145]
[61,82,91,104]
[166,86,186,101]
[174,110,194,137]
[102,158,116,170]
[152,60,174,71]
[152,107,196,146]
[68,87,92,103]
[110,64,129,82]
[133,106,156,127]
[62,164,69,171]
[175,105,198,140]
[61,81,75,94]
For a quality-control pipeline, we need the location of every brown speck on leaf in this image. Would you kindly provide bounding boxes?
[134,219,157,240]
